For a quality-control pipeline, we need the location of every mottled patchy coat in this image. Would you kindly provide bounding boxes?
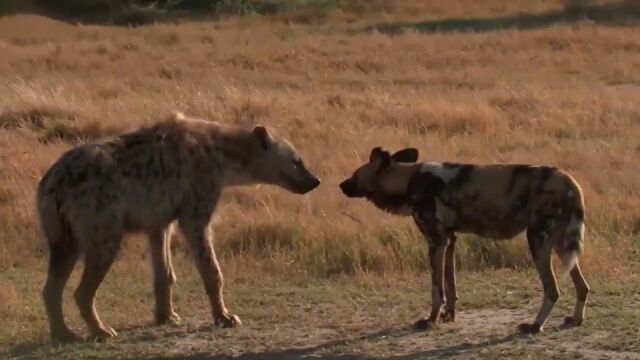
[37,112,320,342]
[340,147,589,334]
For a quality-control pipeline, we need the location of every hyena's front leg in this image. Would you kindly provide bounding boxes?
[179,214,240,328]
[413,210,450,331]
[148,224,180,326]
[441,234,458,323]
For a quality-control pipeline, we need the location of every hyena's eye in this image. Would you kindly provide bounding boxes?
[292,159,304,170]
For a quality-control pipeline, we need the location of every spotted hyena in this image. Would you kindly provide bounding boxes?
[37,112,321,342]
[339,147,589,334]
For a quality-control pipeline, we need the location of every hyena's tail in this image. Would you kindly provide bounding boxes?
[559,179,586,279]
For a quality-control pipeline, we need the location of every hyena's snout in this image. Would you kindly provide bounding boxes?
[293,173,321,194]
[339,177,363,198]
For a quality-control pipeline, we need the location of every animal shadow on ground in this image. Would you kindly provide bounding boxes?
[141,325,523,360]
[1,323,524,360]
[368,0,640,35]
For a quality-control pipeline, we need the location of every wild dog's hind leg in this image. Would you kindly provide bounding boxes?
[553,244,589,327]
[149,224,180,326]
[74,224,122,341]
[519,216,560,334]
[441,234,458,323]
[179,206,240,328]
[413,210,450,331]
[43,239,80,343]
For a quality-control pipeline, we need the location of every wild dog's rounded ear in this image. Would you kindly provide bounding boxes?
[379,151,391,169]
[391,148,419,163]
[369,147,384,162]
[252,125,272,151]
[370,146,391,169]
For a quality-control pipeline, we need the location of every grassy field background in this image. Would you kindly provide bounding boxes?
[0,0,639,358]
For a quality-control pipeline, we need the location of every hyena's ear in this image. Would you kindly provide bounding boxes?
[391,148,419,163]
[252,125,272,151]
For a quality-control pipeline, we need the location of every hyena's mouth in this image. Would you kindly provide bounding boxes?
[291,176,321,194]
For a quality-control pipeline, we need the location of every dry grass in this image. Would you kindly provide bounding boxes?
[0,0,639,352]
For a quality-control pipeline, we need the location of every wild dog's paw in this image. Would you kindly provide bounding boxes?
[414,317,437,331]
[518,322,542,334]
[214,312,241,328]
[440,308,455,323]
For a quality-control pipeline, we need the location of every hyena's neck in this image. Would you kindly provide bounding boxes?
[208,128,258,187]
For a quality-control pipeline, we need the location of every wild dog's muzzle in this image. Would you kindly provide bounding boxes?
[339,178,364,198]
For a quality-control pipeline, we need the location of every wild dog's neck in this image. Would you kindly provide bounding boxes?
[379,163,422,195]
[366,163,422,216]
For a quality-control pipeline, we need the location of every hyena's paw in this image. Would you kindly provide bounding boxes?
[214,312,241,328]
[88,325,118,342]
[440,308,456,323]
[414,317,437,331]
[156,311,182,326]
[562,316,583,327]
[518,323,542,334]
[51,328,81,344]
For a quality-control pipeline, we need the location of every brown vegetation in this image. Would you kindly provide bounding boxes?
[0,0,639,351]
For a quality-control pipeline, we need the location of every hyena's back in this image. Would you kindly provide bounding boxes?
[36,120,197,250]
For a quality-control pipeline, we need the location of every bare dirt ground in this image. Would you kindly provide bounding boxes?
[1,267,639,360]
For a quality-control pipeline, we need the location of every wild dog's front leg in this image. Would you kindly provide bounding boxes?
[413,210,450,331]
[441,234,458,323]
[179,202,240,328]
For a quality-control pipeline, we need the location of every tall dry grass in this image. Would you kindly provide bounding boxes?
[0,0,639,281]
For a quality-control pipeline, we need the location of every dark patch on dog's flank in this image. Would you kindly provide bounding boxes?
[536,166,555,194]
[507,165,535,193]
[512,185,531,214]
[450,164,474,188]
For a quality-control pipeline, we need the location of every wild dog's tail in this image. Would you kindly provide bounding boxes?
[559,177,586,279]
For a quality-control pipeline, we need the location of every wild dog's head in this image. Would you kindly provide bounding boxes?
[339,147,419,215]
[246,125,320,194]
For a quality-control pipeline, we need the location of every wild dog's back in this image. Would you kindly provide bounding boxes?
[412,162,585,240]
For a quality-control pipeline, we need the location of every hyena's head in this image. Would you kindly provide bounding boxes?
[339,147,419,215]
[247,125,321,194]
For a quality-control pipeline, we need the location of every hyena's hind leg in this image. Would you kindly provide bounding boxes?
[148,224,181,326]
[553,243,589,327]
[43,238,80,343]
[519,216,561,334]
[73,221,123,341]
[441,234,458,323]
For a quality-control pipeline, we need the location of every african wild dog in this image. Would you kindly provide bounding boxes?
[37,112,320,342]
[339,147,589,334]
